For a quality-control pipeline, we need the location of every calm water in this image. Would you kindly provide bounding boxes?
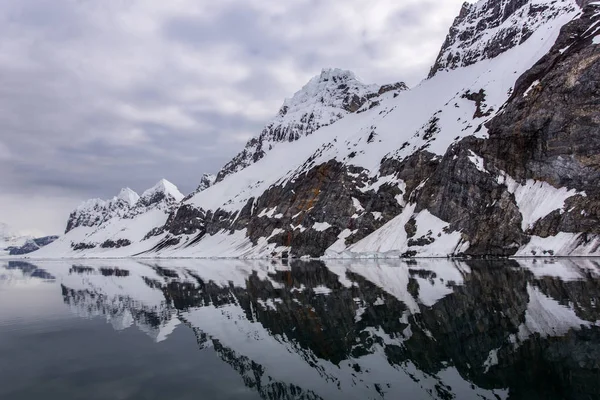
[0,259,599,400]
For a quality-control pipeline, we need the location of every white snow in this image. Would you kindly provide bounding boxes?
[140,179,184,202]
[324,229,355,255]
[483,348,500,373]
[371,212,383,220]
[258,207,278,218]
[332,206,466,258]
[313,285,332,295]
[516,232,600,256]
[468,150,488,173]
[500,174,584,231]
[593,35,600,44]
[117,188,140,205]
[312,222,331,232]
[352,197,364,213]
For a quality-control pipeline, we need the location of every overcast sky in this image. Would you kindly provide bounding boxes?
[0,0,470,236]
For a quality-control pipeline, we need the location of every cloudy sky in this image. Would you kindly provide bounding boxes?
[0,0,470,235]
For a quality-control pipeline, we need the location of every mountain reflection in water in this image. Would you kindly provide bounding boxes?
[1,258,599,400]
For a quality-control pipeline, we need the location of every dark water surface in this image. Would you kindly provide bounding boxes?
[0,259,599,400]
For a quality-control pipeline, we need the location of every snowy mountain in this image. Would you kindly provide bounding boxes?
[0,223,58,256]
[183,173,216,201]
[35,180,183,257]
[65,187,140,233]
[215,68,408,182]
[32,0,600,259]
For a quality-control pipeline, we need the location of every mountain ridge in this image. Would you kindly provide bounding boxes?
[27,0,600,259]
[215,68,408,182]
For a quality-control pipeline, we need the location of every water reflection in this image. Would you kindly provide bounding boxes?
[2,258,600,400]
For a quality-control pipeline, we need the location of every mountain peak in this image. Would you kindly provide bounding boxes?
[312,68,359,84]
[141,179,184,202]
[117,188,140,205]
[214,69,407,182]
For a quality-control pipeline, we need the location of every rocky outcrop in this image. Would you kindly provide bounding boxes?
[183,173,216,201]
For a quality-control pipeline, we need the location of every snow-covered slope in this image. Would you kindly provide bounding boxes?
[65,187,140,233]
[0,223,30,256]
[32,0,600,259]
[215,68,407,182]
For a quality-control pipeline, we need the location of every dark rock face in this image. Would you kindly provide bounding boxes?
[33,236,59,247]
[7,235,59,255]
[65,199,131,233]
[413,138,528,256]
[100,239,132,249]
[157,3,600,258]
[7,240,40,255]
[183,173,216,202]
[483,7,600,193]
[429,0,577,77]
[164,159,406,257]
[71,242,96,251]
[477,3,600,244]
[404,3,600,256]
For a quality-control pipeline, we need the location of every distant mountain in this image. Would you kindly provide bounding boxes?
[35,180,183,256]
[0,223,58,256]
[33,0,600,259]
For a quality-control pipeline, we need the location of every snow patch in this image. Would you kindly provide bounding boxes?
[500,174,584,231]
[312,222,331,232]
[468,150,487,173]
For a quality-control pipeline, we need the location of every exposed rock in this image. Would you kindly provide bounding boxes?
[408,2,600,256]
[100,239,132,249]
[71,242,96,251]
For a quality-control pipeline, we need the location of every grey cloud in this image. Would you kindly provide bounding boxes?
[164,6,289,59]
